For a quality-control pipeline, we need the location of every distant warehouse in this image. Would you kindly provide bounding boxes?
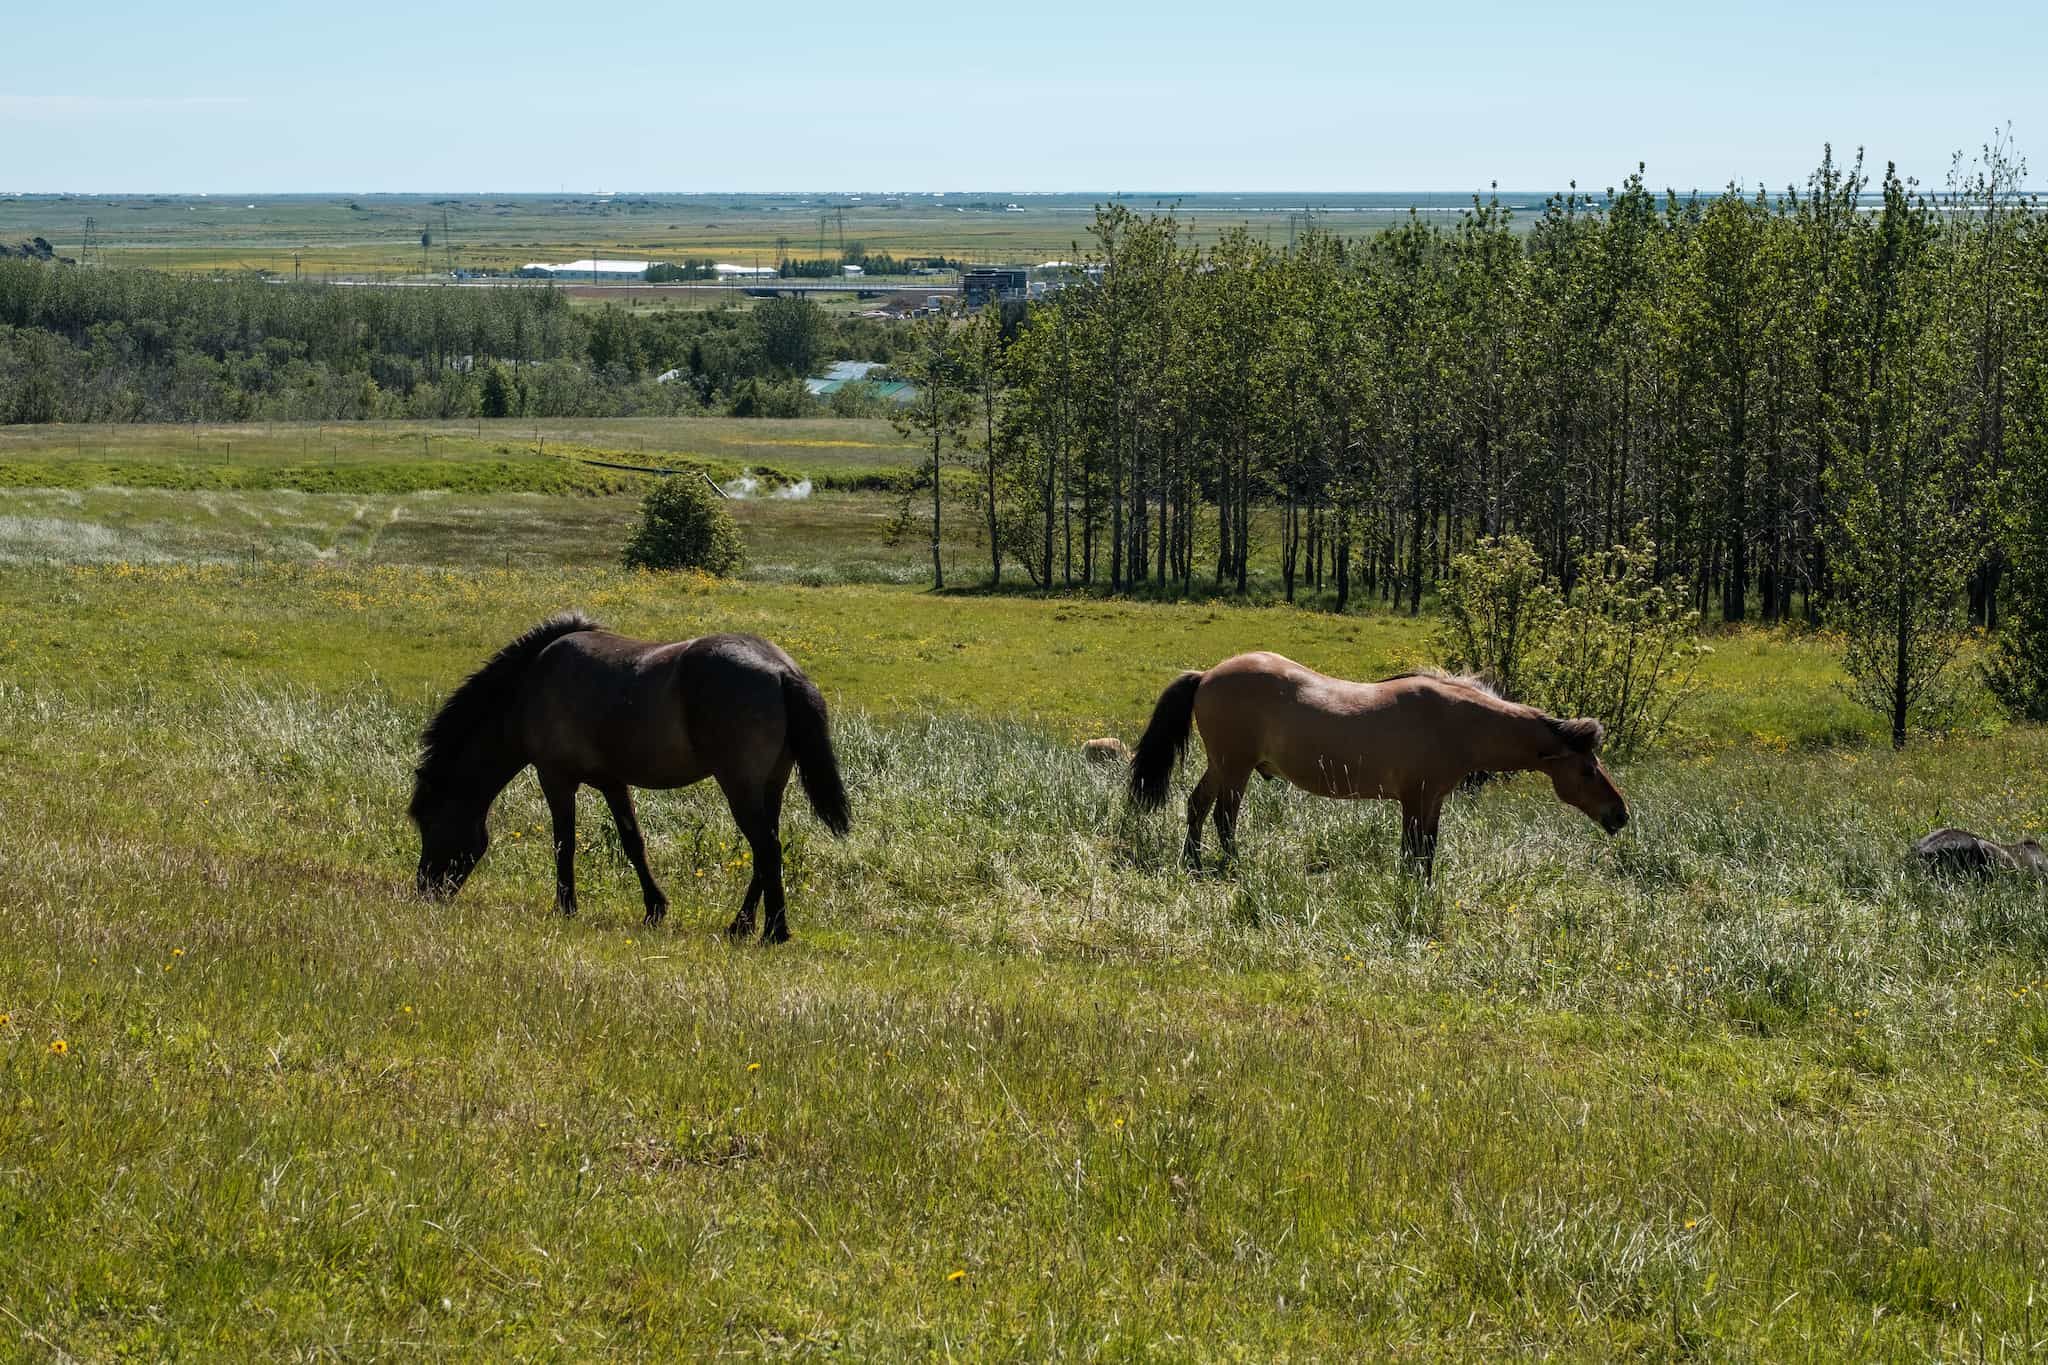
[519,258,658,281]
[961,267,1029,306]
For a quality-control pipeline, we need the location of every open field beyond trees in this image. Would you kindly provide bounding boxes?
[0,192,1530,278]
[2,416,2046,1357]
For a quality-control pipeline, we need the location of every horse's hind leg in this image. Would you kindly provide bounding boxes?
[1213,776,1248,866]
[752,764,792,943]
[598,784,668,927]
[718,761,792,944]
[728,866,762,941]
[1184,768,1218,871]
[538,768,580,916]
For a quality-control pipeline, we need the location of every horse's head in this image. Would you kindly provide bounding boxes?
[1539,717,1628,835]
[409,782,490,898]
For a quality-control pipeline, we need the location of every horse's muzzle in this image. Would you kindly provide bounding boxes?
[1600,807,1630,836]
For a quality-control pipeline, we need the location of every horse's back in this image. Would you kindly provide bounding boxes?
[1193,653,1380,795]
[1192,655,1490,800]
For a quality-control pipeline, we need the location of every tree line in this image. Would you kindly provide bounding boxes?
[0,265,896,423]
[895,141,2048,737]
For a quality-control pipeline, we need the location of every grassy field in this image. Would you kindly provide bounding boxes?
[3,431,2046,1356]
[0,418,921,482]
[0,192,1535,278]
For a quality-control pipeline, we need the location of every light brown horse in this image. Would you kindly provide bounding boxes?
[410,613,850,942]
[1129,652,1627,877]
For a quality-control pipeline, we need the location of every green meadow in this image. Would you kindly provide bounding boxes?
[1,419,2044,1358]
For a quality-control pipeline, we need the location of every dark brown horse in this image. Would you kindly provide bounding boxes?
[1913,827,2048,877]
[1129,653,1627,877]
[409,613,850,942]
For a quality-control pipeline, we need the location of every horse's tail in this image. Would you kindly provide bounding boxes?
[1129,670,1204,811]
[781,670,851,837]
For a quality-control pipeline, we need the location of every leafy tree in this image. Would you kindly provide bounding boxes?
[752,297,825,377]
[480,362,516,418]
[962,303,1009,584]
[891,311,971,589]
[1829,167,1978,748]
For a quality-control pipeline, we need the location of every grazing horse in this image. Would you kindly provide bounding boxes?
[409,613,850,942]
[1913,827,2048,877]
[1128,653,1627,877]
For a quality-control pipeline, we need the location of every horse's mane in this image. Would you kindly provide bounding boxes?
[1376,667,1502,700]
[409,612,602,820]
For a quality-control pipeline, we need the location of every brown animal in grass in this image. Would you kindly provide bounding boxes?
[410,614,850,942]
[1128,654,1627,878]
[1912,827,2048,877]
[1082,737,1131,765]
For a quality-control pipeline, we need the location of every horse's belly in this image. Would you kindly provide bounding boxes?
[523,708,702,789]
[1274,751,1396,800]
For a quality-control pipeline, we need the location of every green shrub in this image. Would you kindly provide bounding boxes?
[620,477,744,576]
[1435,534,1559,703]
[1436,533,1701,757]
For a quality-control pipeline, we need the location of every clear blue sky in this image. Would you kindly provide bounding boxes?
[4,0,2041,193]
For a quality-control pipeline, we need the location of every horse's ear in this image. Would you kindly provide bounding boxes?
[1550,717,1605,753]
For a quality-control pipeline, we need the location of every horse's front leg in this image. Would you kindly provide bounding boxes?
[1399,794,1442,881]
[598,784,668,926]
[539,770,580,916]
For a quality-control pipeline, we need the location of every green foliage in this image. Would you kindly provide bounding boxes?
[480,362,516,418]
[0,260,892,422]
[644,259,715,282]
[726,377,816,418]
[1437,534,1701,756]
[620,476,744,576]
[751,296,825,376]
[1435,535,1559,704]
[1827,168,1980,748]
[1984,520,2048,720]
[890,311,972,588]
[1542,538,1706,757]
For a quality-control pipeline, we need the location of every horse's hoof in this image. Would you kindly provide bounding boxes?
[724,919,753,941]
[643,904,668,928]
[762,925,791,946]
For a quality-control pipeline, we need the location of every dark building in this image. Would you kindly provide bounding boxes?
[960,267,1028,306]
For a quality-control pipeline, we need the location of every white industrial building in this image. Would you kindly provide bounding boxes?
[713,262,778,278]
[519,258,657,281]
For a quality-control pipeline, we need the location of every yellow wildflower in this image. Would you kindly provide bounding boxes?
[947,1269,966,1283]
[48,1039,68,1056]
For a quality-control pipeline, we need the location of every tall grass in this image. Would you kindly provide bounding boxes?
[4,655,2046,1355]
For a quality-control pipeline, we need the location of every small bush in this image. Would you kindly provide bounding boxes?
[1436,535,1558,703]
[1436,532,1701,757]
[621,477,744,576]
